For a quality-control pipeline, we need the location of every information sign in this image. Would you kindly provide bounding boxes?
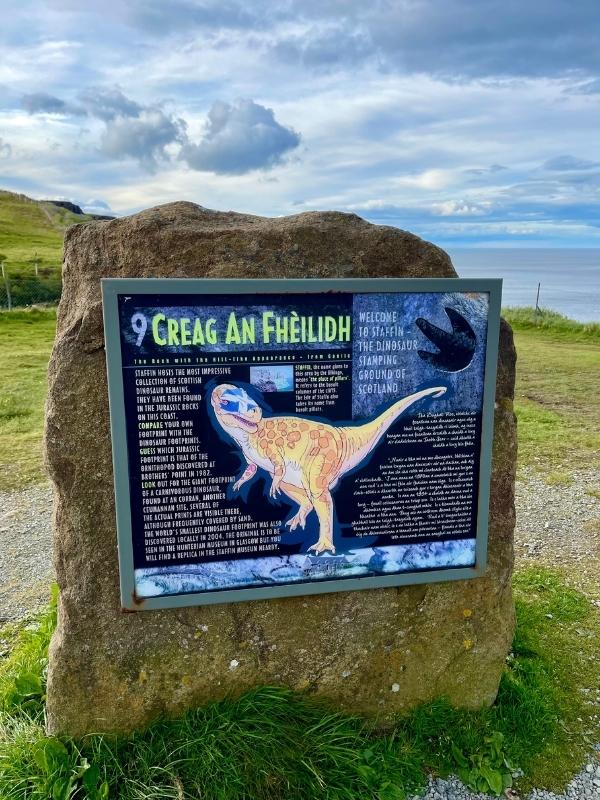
[102,278,501,610]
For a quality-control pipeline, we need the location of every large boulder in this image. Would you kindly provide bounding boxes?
[44,203,516,736]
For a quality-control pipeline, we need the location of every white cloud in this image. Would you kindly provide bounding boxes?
[433,200,491,216]
[395,169,456,191]
[180,99,300,175]
[542,155,598,171]
[100,108,187,172]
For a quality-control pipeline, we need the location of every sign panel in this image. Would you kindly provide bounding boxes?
[102,278,501,610]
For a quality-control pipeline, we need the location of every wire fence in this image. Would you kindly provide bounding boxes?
[0,263,62,309]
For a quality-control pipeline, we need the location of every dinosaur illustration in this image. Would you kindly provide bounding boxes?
[210,383,447,555]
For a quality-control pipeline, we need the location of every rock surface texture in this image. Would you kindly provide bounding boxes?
[44,203,517,736]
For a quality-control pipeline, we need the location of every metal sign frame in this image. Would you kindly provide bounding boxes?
[102,277,502,611]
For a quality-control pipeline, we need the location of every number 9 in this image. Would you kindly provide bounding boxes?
[131,313,147,347]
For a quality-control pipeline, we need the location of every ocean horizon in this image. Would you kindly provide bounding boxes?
[448,248,600,322]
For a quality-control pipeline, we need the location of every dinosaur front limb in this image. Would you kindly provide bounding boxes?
[270,471,284,497]
[232,462,257,491]
[279,482,313,530]
[307,490,335,554]
[267,449,286,498]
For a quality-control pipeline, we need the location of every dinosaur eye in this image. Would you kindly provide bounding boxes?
[220,399,239,412]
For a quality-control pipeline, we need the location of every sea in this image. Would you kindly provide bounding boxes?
[448,248,600,322]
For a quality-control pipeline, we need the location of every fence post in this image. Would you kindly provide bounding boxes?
[1,262,12,311]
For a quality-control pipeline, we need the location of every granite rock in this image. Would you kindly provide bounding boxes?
[44,203,516,735]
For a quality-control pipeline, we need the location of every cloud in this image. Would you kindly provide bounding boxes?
[180,99,300,174]
[3,2,599,245]
[465,164,507,176]
[100,108,187,172]
[81,88,187,171]
[79,87,142,121]
[432,200,491,216]
[18,85,300,174]
[273,26,373,70]
[316,0,600,79]
[569,78,600,94]
[23,87,144,122]
[82,197,114,215]
[0,137,11,158]
[22,85,186,171]
[395,169,455,191]
[51,0,599,82]
[84,197,111,210]
[22,91,84,115]
[128,0,258,34]
[543,155,598,171]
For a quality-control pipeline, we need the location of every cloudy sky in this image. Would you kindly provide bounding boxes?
[1,0,599,246]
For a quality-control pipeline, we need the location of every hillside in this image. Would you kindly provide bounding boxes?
[0,189,97,270]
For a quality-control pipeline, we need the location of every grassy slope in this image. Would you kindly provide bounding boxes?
[0,309,56,490]
[0,190,91,272]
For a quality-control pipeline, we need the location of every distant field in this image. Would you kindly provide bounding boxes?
[0,309,57,490]
[504,308,600,472]
[0,190,91,270]
[0,190,95,308]
[0,307,598,491]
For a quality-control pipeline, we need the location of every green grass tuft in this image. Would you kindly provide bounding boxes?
[0,586,56,718]
[503,307,600,341]
[543,471,573,486]
[0,569,597,799]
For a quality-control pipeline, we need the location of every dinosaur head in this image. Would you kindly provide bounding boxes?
[211,384,262,435]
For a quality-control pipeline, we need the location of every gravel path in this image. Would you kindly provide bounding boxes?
[515,468,600,600]
[1,469,597,622]
[0,471,598,798]
[0,484,54,624]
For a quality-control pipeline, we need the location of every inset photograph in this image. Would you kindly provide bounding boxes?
[249,365,294,392]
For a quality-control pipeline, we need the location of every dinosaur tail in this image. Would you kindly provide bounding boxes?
[339,386,447,473]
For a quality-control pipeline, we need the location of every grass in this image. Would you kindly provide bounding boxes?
[503,308,600,475]
[503,306,600,341]
[544,471,573,486]
[0,190,95,307]
[0,308,57,490]
[0,567,597,798]
[0,189,91,271]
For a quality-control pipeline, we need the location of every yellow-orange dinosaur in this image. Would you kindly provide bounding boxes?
[211,383,447,554]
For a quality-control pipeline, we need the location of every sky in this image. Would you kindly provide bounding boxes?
[1,0,600,247]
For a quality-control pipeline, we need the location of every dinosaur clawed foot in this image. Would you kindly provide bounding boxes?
[286,510,308,531]
[307,540,336,555]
